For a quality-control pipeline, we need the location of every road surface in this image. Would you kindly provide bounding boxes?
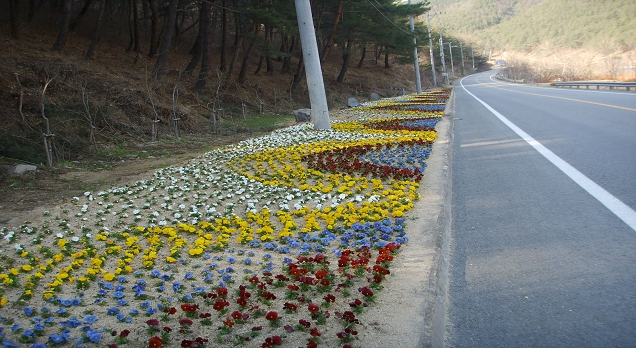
[444,71,636,347]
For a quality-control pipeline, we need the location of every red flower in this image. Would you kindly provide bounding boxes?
[231,310,243,320]
[216,287,228,297]
[265,311,279,321]
[179,318,193,326]
[148,336,163,348]
[309,327,321,337]
[146,319,159,326]
[308,303,320,313]
[167,307,177,315]
[298,319,311,328]
[320,279,331,286]
[287,284,300,291]
[358,286,374,297]
[284,302,298,311]
[163,327,172,333]
[323,294,336,303]
[249,276,260,284]
[307,339,318,348]
[119,330,130,338]
[181,339,194,348]
[373,275,383,283]
[108,344,118,348]
[213,299,230,311]
[315,269,328,279]
[223,318,234,327]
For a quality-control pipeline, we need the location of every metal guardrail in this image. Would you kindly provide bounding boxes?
[552,81,636,91]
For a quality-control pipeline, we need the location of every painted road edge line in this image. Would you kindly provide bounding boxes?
[460,76,636,233]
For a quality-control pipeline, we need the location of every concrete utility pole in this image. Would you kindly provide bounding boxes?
[472,47,475,69]
[460,43,465,69]
[426,11,436,87]
[448,42,454,76]
[439,29,447,84]
[408,0,422,94]
[294,0,330,130]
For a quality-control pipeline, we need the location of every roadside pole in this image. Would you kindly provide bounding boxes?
[408,0,422,94]
[294,0,331,130]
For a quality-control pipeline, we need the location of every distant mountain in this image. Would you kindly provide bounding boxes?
[427,0,636,52]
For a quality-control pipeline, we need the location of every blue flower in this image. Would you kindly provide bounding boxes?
[283,257,293,264]
[184,272,193,280]
[118,299,129,306]
[3,339,19,348]
[150,270,161,277]
[221,274,233,282]
[193,286,205,294]
[31,342,47,348]
[243,258,252,265]
[263,253,272,260]
[136,279,146,285]
[107,307,120,316]
[172,282,182,292]
[116,314,126,322]
[97,289,108,296]
[34,323,46,331]
[86,329,102,343]
[101,282,114,290]
[11,324,20,332]
[23,307,35,316]
[22,329,34,337]
[117,276,127,283]
[139,301,150,309]
[129,309,139,316]
[60,317,81,328]
[203,253,210,259]
[83,315,98,324]
[113,291,125,299]
[161,274,171,281]
[225,267,234,273]
[227,256,236,264]
[115,285,125,291]
[145,307,157,315]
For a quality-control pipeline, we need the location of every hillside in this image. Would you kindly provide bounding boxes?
[0,1,426,167]
[427,0,636,81]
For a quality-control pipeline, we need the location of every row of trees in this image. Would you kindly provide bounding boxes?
[7,0,436,91]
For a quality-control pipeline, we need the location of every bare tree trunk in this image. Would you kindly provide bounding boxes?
[195,0,212,90]
[9,0,20,39]
[185,1,205,75]
[337,38,352,83]
[40,76,56,166]
[357,44,366,68]
[172,73,181,138]
[153,0,179,76]
[224,36,244,85]
[320,0,344,62]
[290,49,305,92]
[219,0,227,71]
[132,0,141,62]
[147,0,159,58]
[80,84,97,151]
[384,52,390,68]
[238,23,261,84]
[69,0,93,31]
[85,0,107,60]
[52,0,71,51]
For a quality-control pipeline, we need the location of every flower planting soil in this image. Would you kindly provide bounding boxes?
[0,93,451,348]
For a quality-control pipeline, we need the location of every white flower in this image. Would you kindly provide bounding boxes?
[56,233,64,238]
[174,213,182,219]
[84,191,91,196]
[14,243,23,250]
[71,236,80,242]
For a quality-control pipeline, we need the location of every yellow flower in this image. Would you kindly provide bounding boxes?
[103,272,116,281]
[21,251,29,257]
[166,257,177,263]
[9,268,20,276]
[0,296,7,306]
[189,248,203,256]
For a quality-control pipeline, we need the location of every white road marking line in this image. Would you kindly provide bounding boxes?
[460,76,636,233]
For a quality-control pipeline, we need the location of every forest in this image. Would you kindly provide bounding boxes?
[1,0,489,166]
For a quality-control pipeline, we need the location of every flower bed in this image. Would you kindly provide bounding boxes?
[0,89,450,348]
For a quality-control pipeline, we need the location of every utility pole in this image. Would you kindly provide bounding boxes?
[408,0,422,94]
[426,11,436,87]
[471,47,475,70]
[295,0,330,130]
[460,43,465,69]
[439,29,447,84]
[448,42,454,76]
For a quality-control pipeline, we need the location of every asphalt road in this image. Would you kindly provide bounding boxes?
[444,71,636,347]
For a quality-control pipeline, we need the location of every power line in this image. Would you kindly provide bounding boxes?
[366,0,413,35]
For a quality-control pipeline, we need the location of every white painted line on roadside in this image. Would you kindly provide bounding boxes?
[460,76,636,233]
